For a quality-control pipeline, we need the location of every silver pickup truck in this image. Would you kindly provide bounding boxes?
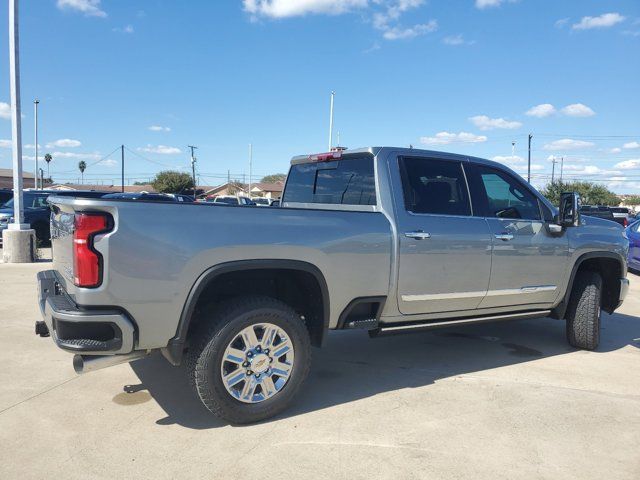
[36,146,629,423]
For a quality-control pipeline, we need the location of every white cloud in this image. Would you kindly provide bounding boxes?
[382,20,437,40]
[492,155,524,164]
[0,139,11,148]
[243,0,368,18]
[475,0,517,9]
[99,159,118,167]
[113,24,134,34]
[46,138,82,148]
[555,18,569,28]
[373,0,425,29]
[244,1,434,41]
[0,102,10,119]
[442,34,475,46]
[561,103,596,117]
[469,115,522,131]
[615,159,640,170]
[138,145,182,155]
[610,147,622,153]
[572,12,625,30]
[526,103,556,118]
[148,125,171,132]
[623,141,640,149]
[543,139,595,151]
[56,0,107,18]
[52,151,101,160]
[420,131,487,146]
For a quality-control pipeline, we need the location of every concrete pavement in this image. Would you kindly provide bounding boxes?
[1,260,639,479]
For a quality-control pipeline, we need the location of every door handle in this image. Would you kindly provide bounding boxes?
[405,231,431,240]
[494,233,514,241]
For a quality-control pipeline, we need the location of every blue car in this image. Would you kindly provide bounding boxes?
[627,220,640,272]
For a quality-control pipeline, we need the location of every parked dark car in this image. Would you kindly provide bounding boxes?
[0,189,12,206]
[0,189,109,244]
[580,205,616,223]
[101,192,193,202]
[626,220,640,272]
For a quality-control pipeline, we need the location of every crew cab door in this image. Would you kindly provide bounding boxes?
[394,156,493,315]
[465,164,569,308]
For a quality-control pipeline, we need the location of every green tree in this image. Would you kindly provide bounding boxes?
[44,153,52,178]
[260,173,286,183]
[151,170,194,193]
[624,195,640,206]
[540,181,620,206]
[78,160,86,184]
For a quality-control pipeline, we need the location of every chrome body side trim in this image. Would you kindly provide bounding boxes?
[401,285,557,302]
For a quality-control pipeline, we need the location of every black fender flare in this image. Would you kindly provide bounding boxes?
[551,251,626,319]
[162,259,330,365]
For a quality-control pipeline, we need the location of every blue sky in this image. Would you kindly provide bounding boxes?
[0,0,639,191]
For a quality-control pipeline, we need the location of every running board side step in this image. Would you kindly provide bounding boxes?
[370,310,551,337]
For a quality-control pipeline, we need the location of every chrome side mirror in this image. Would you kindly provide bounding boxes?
[559,192,581,227]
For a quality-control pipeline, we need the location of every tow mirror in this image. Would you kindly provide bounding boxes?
[559,192,581,227]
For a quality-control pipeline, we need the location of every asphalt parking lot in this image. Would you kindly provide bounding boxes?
[1,258,639,480]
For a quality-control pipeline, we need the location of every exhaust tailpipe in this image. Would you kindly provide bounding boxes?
[73,350,150,374]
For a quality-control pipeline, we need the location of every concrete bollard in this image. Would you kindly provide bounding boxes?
[2,228,36,263]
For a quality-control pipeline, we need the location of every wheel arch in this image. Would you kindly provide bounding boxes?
[551,251,625,319]
[162,259,330,365]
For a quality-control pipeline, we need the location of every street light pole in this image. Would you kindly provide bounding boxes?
[328,91,335,151]
[8,0,25,227]
[248,143,252,199]
[34,99,39,189]
[527,134,532,183]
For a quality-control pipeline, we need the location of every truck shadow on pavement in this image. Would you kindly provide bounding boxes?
[127,312,640,429]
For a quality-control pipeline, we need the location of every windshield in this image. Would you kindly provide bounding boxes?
[2,193,49,209]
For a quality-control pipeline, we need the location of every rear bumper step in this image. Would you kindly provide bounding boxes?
[37,270,136,354]
[371,310,551,337]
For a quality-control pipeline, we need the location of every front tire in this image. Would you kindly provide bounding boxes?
[186,296,311,424]
[565,271,602,350]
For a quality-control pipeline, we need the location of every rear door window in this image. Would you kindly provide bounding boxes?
[283,156,376,206]
[398,157,471,216]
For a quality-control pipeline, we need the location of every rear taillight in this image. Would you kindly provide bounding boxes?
[624,218,628,227]
[73,213,110,288]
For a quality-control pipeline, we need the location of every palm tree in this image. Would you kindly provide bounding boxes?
[44,153,52,178]
[78,160,86,184]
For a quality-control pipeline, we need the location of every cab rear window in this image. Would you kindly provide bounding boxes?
[283,156,376,206]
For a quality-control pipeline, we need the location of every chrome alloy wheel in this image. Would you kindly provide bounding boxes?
[220,323,295,404]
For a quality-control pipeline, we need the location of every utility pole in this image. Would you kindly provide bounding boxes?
[551,156,558,184]
[527,134,532,183]
[560,156,564,183]
[34,99,39,189]
[328,91,335,151]
[248,143,253,199]
[121,145,125,192]
[188,145,198,197]
[39,168,43,188]
[227,169,230,184]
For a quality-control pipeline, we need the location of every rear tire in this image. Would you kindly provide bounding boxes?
[186,296,311,424]
[565,270,602,350]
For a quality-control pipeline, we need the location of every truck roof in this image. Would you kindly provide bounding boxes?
[290,146,510,171]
